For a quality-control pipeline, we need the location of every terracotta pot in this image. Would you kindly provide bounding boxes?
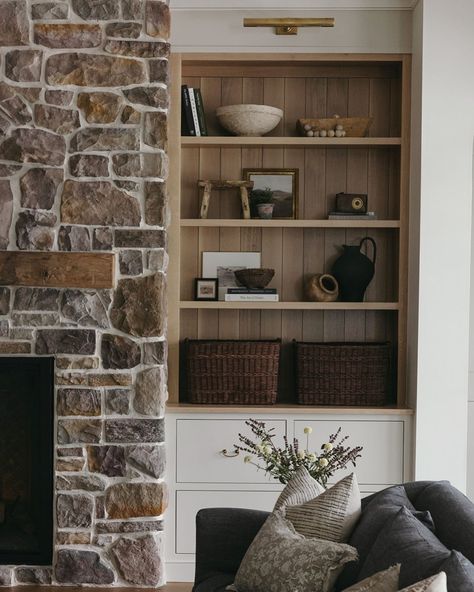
[305,273,339,302]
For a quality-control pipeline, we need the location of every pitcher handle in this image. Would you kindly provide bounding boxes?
[360,237,377,265]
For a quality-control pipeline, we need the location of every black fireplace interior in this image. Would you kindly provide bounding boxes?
[0,357,54,565]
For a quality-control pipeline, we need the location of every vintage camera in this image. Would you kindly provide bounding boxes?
[335,192,368,214]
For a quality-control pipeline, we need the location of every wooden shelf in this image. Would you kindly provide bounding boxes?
[179,301,399,311]
[181,219,401,229]
[182,136,402,147]
[166,402,414,416]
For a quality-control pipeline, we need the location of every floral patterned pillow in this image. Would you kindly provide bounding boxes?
[234,511,358,592]
[399,572,447,592]
[341,564,400,591]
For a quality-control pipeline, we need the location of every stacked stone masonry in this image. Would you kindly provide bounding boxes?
[0,0,170,586]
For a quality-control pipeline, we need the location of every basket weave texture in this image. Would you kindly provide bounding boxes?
[295,342,392,406]
[185,340,280,405]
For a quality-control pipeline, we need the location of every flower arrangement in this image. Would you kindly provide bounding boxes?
[234,418,363,487]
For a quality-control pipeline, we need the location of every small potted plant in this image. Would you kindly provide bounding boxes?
[249,187,274,219]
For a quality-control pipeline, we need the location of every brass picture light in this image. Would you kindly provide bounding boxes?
[243,17,335,35]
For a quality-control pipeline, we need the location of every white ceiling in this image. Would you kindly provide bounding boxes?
[170,0,418,10]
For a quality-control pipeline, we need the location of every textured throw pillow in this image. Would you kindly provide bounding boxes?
[273,466,324,511]
[285,473,361,542]
[358,506,449,588]
[341,564,400,591]
[336,485,435,590]
[399,572,447,592]
[415,481,474,565]
[438,550,474,591]
[234,511,358,592]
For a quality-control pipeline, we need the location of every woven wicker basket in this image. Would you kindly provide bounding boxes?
[185,339,281,405]
[295,341,392,406]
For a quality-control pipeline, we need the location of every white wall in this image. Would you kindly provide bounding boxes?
[468,150,474,498]
[413,0,474,492]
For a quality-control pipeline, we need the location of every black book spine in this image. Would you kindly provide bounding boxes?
[181,85,195,136]
[194,88,208,136]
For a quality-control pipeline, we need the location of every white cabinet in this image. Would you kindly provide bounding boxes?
[176,490,281,554]
[165,410,413,582]
[176,419,286,484]
[294,420,405,486]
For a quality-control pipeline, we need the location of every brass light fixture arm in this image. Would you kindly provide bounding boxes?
[243,17,335,36]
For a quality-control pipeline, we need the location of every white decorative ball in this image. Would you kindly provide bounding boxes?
[328,130,335,137]
[335,130,344,137]
[319,130,327,137]
[306,130,314,137]
[313,130,320,137]
[304,124,312,131]
[335,124,344,131]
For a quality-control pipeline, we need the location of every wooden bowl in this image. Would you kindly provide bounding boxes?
[216,104,283,136]
[297,116,373,137]
[234,268,275,289]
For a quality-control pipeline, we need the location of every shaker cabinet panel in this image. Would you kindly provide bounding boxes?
[294,419,404,485]
[176,419,287,484]
[176,489,281,554]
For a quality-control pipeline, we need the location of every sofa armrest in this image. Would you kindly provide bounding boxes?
[193,507,269,589]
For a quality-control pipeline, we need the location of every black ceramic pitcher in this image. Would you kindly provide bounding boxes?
[331,237,377,302]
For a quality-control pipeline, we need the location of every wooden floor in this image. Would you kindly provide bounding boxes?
[2,585,192,592]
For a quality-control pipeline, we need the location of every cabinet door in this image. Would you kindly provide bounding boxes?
[294,420,404,485]
[176,490,280,554]
[176,418,286,484]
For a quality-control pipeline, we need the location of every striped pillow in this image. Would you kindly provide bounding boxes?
[285,473,361,542]
[273,466,325,511]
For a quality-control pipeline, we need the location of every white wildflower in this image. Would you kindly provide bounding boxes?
[318,457,329,468]
[323,443,333,451]
[303,427,313,435]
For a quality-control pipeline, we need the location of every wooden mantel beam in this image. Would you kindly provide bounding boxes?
[0,252,115,289]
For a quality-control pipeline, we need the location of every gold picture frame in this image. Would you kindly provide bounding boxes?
[243,168,299,219]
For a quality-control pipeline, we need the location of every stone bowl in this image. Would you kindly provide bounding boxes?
[234,268,275,289]
[216,104,283,137]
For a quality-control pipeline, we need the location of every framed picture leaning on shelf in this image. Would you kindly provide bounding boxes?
[243,168,299,219]
[202,251,261,301]
[194,278,218,301]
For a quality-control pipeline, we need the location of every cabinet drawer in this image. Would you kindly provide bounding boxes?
[294,420,404,485]
[176,419,286,484]
[176,489,280,554]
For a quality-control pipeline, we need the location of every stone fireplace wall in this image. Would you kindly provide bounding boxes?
[0,0,169,586]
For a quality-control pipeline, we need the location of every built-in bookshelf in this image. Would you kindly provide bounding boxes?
[168,52,411,411]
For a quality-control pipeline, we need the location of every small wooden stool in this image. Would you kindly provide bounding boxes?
[198,179,254,219]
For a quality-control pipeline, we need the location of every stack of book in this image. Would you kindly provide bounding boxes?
[181,85,208,136]
[225,288,279,302]
[328,211,377,220]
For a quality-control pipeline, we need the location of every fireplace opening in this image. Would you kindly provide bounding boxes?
[0,357,54,565]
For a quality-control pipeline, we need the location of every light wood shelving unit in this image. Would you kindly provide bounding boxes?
[168,52,411,412]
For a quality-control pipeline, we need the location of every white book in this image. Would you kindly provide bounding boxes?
[225,294,279,302]
[188,88,201,136]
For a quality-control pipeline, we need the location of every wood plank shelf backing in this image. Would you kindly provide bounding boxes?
[168,53,411,409]
[0,252,115,289]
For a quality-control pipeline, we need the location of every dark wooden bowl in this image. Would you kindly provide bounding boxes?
[234,268,275,289]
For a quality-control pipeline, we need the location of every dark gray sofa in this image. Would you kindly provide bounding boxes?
[193,481,474,592]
